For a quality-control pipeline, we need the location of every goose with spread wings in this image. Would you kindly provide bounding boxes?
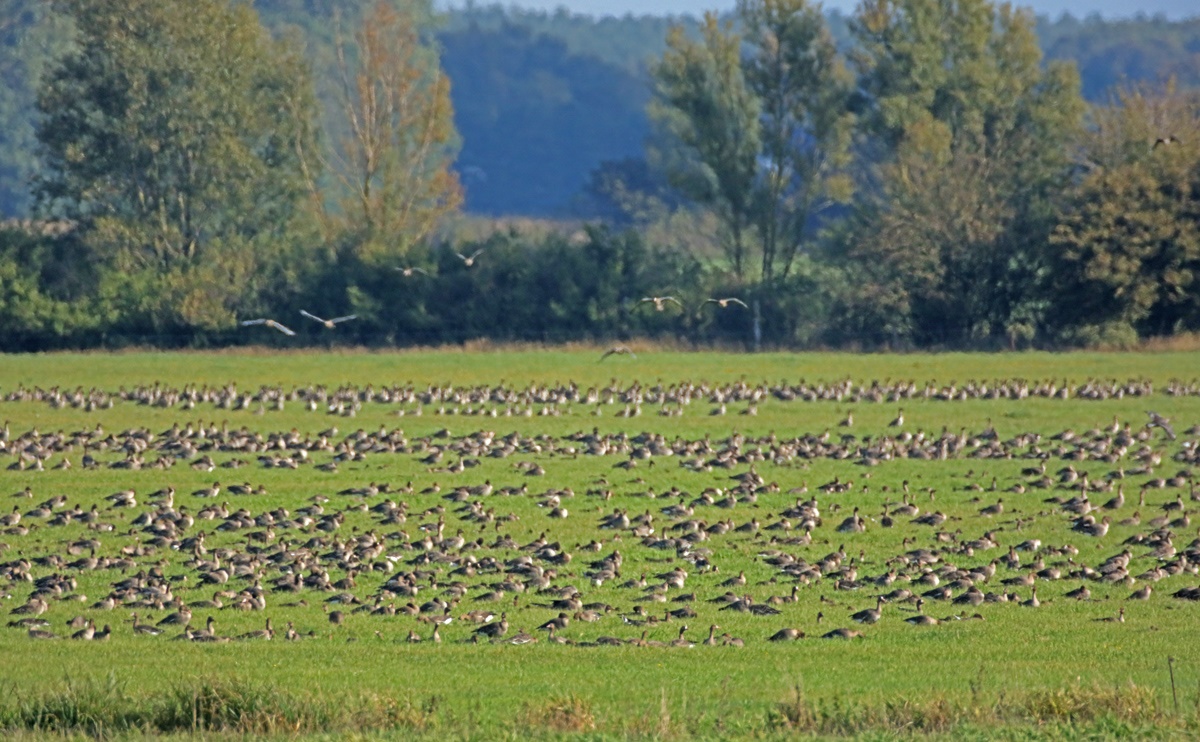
[395,266,429,277]
[240,319,296,336]
[639,296,683,311]
[455,249,484,267]
[600,345,637,361]
[704,297,749,309]
[300,310,357,329]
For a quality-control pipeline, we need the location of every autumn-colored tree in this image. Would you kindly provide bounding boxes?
[315,0,461,264]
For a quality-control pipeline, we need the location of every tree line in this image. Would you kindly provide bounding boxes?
[0,0,1197,351]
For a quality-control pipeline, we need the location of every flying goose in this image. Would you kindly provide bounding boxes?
[395,266,430,277]
[300,310,357,329]
[704,297,748,309]
[1145,411,1176,440]
[454,248,484,267]
[639,296,682,311]
[600,345,637,361]
[240,319,296,336]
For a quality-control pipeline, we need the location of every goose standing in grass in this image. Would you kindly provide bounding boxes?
[240,319,296,336]
[473,612,508,640]
[769,627,804,642]
[821,628,865,639]
[904,599,939,626]
[131,613,162,636]
[300,310,357,329]
[670,624,694,648]
[850,597,884,625]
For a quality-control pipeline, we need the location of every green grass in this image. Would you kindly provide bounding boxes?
[2,348,1200,738]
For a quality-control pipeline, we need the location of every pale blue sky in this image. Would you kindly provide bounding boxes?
[442,0,1197,20]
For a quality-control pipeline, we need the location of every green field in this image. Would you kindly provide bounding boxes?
[3,349,1200,739]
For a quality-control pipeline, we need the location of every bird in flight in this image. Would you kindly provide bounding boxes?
[300,310,357,329]
[240,319,296,336]
[1153,135,1179,149]
[1145,411,1176,441]
[640,296,682,311]
[455,249,484,267]
[704,297,749,309]
[395,266,429,277]
[600,345,637,361]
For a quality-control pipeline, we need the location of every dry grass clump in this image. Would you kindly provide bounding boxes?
[518,693,596,733]
[769,681,1175,736]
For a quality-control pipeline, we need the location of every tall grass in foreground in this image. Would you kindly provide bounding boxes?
[3,675,1197,739]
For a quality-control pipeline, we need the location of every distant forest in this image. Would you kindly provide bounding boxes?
[1,3,1198,218]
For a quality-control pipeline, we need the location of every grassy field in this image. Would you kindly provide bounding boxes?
[3,348,1200,738]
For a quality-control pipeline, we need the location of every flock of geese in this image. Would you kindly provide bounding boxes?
[2,375,1188,423]
[241,246,749,338]
[2,368,1199,647]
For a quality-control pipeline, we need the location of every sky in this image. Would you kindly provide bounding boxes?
[442,0,1198,20]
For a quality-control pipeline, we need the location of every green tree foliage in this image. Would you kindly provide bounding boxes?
[739,0,854,283]
[843,0,1083,346]
[651,13,761,280]
[35,0,317,330]
[650,2,854,286]
[1049,84,1200,342]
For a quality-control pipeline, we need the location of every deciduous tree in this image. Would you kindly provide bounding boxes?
[316,0,461,264]
[35,0,317,329]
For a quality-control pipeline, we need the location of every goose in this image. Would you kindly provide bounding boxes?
[1145,411,1176,440]
[1127,585,1152,601]
[395,266,429,277]
[1064,584,1091,600]
[821,627,864,639]
[850,596,884,624]
[299,310,357,329]
[71,620,96,640]
[239,618,274,640]
[1153,136,1179,149]
[454,248,484,267]
[768,627,803,642]
[240,319,295,336]
[131,613,163,636]
[1096,607,1126,623]
[473,612,508,640]
[1022,587,1040,608]
[639,296,682,311]
[904,599,939,626]
[669,624,694,648]
[703,297,748,309]
[703,624,720,646]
